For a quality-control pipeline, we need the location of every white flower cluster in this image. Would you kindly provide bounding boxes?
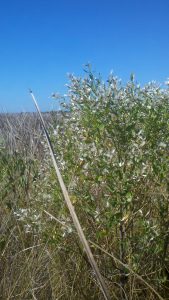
[14,208,42,232]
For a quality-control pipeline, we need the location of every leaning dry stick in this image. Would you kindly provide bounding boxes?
[29,90,111,300]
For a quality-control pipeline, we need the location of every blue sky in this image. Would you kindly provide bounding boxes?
[0,0,169,112]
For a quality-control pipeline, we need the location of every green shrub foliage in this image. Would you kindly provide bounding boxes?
[54,69,169,298]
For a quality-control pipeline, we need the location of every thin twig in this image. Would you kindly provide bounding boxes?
[45,209,164,300]
[89,240,164,300]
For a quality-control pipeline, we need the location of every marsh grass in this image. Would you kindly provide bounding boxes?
[0,70,169,299]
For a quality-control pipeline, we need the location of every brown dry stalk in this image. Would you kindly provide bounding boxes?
[29,90,111,300]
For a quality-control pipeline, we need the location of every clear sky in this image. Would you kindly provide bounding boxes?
[0,0,169,112]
